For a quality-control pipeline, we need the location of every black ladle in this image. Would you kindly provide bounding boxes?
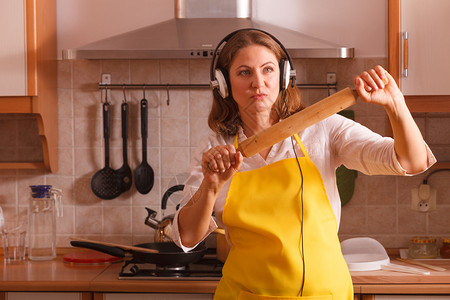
[91,102,122,200]
[116,102,132,192]
[135,98,154,194]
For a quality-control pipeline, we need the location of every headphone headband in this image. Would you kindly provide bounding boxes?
[209,28,296,99]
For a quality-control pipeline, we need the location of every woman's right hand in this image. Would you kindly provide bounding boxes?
[201,145,243,190]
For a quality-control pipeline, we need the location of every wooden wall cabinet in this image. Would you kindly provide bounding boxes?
[0,0,58,172]
[388,0,450,112]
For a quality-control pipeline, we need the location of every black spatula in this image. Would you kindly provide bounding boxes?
[134,98,154,194]
[116,102,132,192]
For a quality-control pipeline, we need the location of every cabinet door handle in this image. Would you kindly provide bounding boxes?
[403,32,409,77]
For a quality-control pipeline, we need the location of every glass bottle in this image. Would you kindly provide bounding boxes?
[28,185,62,261]
[440,238,450,259]
[408,236,438,259]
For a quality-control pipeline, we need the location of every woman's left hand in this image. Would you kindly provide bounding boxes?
[354,65,404,108]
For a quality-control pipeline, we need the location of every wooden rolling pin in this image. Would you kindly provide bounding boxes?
[71,237,159,253]
[237,87,358,157]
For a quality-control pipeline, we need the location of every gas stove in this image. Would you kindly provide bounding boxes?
[118,254,223,280]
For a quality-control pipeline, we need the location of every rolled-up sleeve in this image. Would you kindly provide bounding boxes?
[170,135,220,252]
[329,115,436,176]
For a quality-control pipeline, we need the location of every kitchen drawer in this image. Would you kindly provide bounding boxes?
[102,293,213,300]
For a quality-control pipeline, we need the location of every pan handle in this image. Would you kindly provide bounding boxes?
[70,240,125,258]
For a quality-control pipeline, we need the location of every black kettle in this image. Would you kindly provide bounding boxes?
[144,184,184,242]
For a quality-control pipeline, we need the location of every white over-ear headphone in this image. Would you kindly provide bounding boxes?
[210,28,296,99]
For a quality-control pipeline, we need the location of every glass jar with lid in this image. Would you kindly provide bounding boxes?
[408,236,438,259]
[440,238,450,259]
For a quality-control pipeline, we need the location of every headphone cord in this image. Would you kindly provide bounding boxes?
[283,89,306,296]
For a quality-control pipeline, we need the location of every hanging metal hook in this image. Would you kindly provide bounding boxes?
[166,85,170,106]
[102,88,109,104]
[122,85,127,103]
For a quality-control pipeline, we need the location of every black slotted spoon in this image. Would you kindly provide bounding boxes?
[116,102,132,192]
[134,98,154,194]
[91,102,122,200]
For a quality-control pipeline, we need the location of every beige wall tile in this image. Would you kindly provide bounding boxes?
[161,147,189,177]
[428,206,450,234]
[101,60,130,85]
[340,206,367,234]
[58,88,73,118]
[73,60,102,90]
[58,147,75,176]
[74,175,101,206]
[161,118,189,147]
[74,118,101,148]
[73,90,102,119]
[56,205,74,235]
[367,206,397,234]
[74,147,102,177]
[132,176,161,207]
[189,59,210,84]
[160,60,189,84]
[130,60,160,84]
[57,60,72,89]
[366,175,397,205]
[103,206,132,235]
[59,118,74,149]
[189,89,212,118]
[161,90,189,117]
[75,206,103,234]
[0,176,17,206]
[397,174,424,205]
[427,117,450,145]
[190,118,210,147]
[398,205,427,234]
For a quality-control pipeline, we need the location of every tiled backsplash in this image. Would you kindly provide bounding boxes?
[0,57,449,249]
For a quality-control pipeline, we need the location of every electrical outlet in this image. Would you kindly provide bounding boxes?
[411,184,437,212]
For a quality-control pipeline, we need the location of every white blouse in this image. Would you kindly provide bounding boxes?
[172,114,436,251]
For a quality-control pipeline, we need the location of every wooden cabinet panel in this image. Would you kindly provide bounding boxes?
[0,0,58,172]
[400,0,450,96]
[388,0,450,112]
[7,292,84,300]
[0,0,27,96]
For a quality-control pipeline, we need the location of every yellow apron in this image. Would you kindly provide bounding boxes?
[214,134,353,300]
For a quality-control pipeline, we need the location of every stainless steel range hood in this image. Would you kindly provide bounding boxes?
[62,0,354,60]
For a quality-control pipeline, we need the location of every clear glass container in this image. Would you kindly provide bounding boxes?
[28,185,62,261]
[408,236,438,259]
[440,238,450,259]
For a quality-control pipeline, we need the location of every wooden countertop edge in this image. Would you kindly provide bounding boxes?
[90,280,219,294]
[360,284,450,294]
[0,281,92,292]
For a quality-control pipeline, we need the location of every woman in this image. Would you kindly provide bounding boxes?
[172,29,435,299]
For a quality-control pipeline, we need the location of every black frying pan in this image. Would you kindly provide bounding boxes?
[70,240,207,267]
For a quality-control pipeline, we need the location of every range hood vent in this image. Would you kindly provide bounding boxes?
[62,0,354,60]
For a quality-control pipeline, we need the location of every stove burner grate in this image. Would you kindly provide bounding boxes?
[119,257,223,280]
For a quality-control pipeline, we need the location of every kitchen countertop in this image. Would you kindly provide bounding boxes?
[1,251,450,295]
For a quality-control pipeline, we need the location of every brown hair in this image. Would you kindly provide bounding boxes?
[208,29,304,137]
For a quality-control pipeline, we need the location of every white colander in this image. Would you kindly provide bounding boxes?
[341,237,390,271]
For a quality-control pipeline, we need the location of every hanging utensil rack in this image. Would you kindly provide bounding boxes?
[98,83,338,105]
[97,83,337,90]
